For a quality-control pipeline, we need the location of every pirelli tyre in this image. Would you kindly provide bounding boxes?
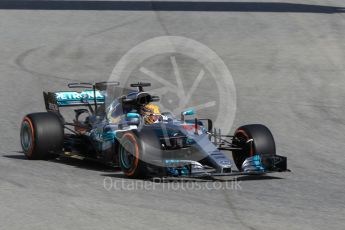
[232,124,276,171]
[20,112,64,160]
[118,132,148,178]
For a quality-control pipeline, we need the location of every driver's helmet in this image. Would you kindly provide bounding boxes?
[141,104,161,124]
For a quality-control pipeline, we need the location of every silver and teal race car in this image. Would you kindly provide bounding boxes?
[20,82,288,178]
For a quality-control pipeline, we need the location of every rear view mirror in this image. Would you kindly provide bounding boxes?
[127,113,140,118]
[181,109,194,121]
[182,109,194,116]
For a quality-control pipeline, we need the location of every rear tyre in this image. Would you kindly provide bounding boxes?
[232,124,276,171]
[118,132,148,178]
[20,112,64,160]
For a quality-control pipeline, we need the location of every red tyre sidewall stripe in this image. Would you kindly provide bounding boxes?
[235,129,254,157]
[122,133,139,176]
[22,117,35,157]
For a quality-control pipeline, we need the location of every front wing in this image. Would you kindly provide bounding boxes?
[160,154,288,178]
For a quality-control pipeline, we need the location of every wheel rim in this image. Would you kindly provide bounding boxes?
[232,130,253,170]
[21,121,33,153]
[120,139,135,169]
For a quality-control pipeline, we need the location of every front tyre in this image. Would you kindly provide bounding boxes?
[20,112,64,160]
[232,124,276,171]
[118,132,148,178]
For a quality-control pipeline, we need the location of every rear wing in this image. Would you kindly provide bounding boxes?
[43,81,119,113]
[43,90,105,112]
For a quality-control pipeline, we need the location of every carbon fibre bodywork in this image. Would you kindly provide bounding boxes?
[39,82,288,178]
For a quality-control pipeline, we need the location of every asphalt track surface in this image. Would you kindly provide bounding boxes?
[1,0,345,229]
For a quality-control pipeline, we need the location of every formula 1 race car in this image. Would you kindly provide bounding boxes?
[20,81,288,178]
